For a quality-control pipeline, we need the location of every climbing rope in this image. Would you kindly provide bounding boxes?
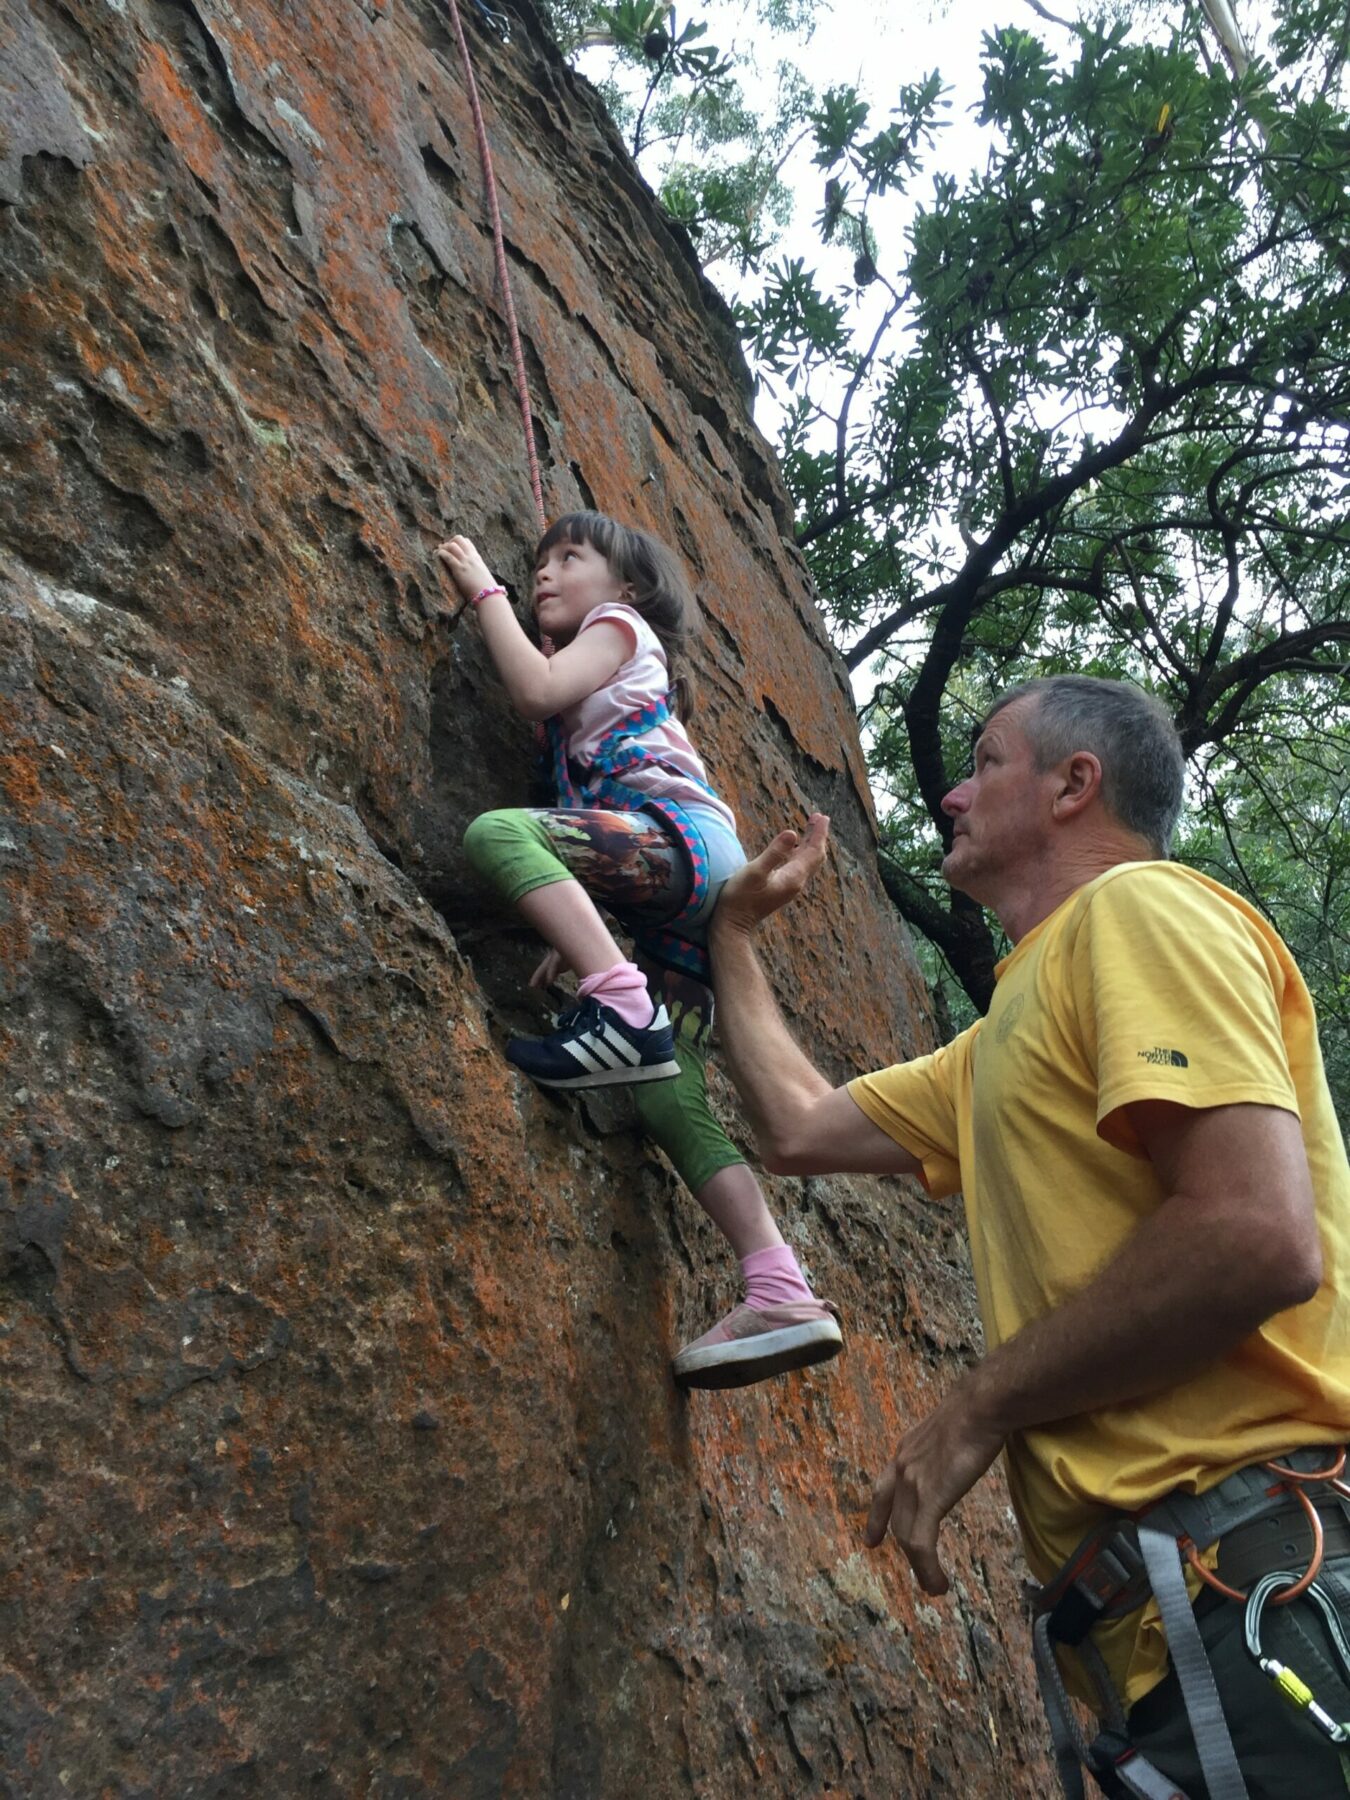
[441,0,548,533]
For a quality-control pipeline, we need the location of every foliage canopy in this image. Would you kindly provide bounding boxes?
[541,0,1350,1118]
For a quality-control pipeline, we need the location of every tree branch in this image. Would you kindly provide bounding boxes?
[959,334,1017,516]
[878,858,999,1013]
[832,291,909,528]
[1022,0,1076,27]
[843,389,1167,674]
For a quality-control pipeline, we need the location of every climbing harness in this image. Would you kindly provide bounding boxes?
[440,0,547,533]
[546,699,716,980]
[1030,1446,1350,1800]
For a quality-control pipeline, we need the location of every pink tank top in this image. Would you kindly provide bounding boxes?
[558,604,737,835]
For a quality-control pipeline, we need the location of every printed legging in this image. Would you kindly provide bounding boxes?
[462,807,746,1193]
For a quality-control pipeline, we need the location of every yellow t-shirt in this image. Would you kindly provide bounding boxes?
[849,860,1350,1706]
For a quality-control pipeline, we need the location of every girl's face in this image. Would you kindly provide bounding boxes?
[532,537,630,645]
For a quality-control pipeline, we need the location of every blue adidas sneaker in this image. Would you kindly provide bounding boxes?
[506,997,681,1089]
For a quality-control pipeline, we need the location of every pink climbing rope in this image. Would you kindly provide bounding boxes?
[441,0,548,534]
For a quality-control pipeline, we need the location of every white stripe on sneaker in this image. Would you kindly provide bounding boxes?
[564,1038,613,1074]
[598,1023,642,1064]
[578,1031,628,1069]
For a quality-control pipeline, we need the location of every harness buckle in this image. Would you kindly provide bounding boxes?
[1039,1520,1149,1647]
[1085,1730,1190,1799]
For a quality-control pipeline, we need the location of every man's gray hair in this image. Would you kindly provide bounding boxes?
[983,676,1185,855]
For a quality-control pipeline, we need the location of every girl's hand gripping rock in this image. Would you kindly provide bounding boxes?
[436,535,498,605]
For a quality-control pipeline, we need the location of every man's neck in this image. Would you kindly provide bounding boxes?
[992,832,1156,944]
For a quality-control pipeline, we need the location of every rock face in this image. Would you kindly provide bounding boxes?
[0,1,1054,1793]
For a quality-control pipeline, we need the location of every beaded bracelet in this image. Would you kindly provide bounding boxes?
[472,584,507,607]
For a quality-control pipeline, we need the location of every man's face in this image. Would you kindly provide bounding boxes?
[940,699,1057,901]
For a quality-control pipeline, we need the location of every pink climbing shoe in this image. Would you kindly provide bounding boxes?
[672,1298,843,1390]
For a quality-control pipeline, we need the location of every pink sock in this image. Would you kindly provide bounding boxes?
[740,1244,814,1311]
[576,961,655,1030]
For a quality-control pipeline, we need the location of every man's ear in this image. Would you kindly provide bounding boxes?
[1052,751,1102,820]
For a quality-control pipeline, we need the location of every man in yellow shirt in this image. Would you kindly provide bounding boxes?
[709,675,1350,1799]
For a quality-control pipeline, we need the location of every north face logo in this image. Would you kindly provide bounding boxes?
[1138,1046,1189,1067]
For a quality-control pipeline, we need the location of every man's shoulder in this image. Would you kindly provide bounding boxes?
[1066,860,1295,995]
[1074,859,1251,925]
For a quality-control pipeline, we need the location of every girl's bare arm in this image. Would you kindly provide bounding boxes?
[437,535,630,718]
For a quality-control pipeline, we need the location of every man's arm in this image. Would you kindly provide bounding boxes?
[867,1098,1323,1594]
[710,817,922,1177]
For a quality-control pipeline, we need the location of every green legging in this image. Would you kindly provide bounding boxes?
[463,806,745,1193]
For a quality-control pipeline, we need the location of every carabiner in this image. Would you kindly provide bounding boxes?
[1245,1570,1350,1745]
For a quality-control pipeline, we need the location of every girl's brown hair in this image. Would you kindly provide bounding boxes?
[535,511,697,717]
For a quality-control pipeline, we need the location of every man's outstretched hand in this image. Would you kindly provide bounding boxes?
[715,814,831,935]
[865,1377,1006,1596]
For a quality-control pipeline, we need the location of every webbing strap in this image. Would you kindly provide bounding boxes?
[1031,1619,1190,1800]
[1146,1445,1343,1553]
[1136,1523,1250,1800]
[1032,1611,1091,1800]
[1145,1463,1281,1549]
[1078,1638,1128,1733]
[1107,1744,1191,1800]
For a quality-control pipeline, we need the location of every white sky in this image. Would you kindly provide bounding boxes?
[686,0,1083,270]
[572,0,1099,435]
[726,0,1039,428]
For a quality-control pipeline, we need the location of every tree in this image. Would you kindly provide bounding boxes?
[539,0,818,270]
[1179,689,1350,1107]
[541,0,1350,1117]
[736,3,1350,1115]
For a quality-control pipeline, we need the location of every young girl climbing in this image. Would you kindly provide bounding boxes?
[436,512,843,1390]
